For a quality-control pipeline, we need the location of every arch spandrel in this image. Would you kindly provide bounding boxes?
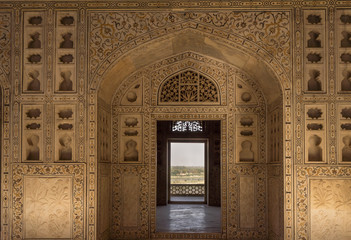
[90,11,290,83]
[111,51,267,110]
[98,28,285,105]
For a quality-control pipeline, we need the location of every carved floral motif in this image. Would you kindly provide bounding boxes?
[24,177,71,238]
[0,13,11,75]
[12,164,85,239]
[89,11,290,80]
[297,167,351,240]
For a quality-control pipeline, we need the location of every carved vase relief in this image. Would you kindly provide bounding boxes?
[119,115,142,163]
[22,105,43,161]
[338,105,351,163]
[237,115,258,163]
[305,105,326,163]
[55,105,75,161]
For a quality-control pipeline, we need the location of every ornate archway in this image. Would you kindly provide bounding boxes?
[94,48,285,239]
[91,12,291,239]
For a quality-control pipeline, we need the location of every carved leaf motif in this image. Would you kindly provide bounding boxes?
[24,178,71,238]
[312,180,333,208]
[311,179,351,240]
[333,182,351,209]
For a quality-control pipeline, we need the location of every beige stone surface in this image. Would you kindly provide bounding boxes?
[24,176,72,239]
[268,177,281,236]
[310,179,351,240]
[239,176,255,229]
[122,174,139,228]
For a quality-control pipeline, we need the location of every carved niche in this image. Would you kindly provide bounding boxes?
[23,11,45,93]
[55,11,77,93]
[305,105,327,163]
[55,105,75,161]
[338,105,351,163]
[237,115,258,163]
[304,10,326,93]
[337,10,351,92]
[119,115,142,163]
[22,105,43,161]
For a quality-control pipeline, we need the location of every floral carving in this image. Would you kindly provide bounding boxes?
[312,180,333,208]
[89,11,290,80]
[297,167,351,240]
[24,177,71,238]
[12,164,84,239]
[0,13,11,75]
[159,70,219,104]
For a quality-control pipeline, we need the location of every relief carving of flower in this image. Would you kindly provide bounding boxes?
[312,180,333,209]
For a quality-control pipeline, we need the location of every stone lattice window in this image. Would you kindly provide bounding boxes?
[159,70,219,104]
[172,120,203,132]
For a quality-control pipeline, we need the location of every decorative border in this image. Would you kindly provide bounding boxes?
[11,164,85,239]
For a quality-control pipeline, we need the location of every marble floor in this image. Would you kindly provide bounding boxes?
[156,204,221,233]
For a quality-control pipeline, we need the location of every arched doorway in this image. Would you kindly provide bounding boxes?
[95,45,285,239]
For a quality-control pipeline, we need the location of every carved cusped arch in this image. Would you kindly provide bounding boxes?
[158,69,220,105]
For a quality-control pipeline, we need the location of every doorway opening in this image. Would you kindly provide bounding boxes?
[156,120,221,233]
[169,141,206,203]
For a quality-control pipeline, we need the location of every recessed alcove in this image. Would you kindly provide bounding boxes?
[96,44,284,239]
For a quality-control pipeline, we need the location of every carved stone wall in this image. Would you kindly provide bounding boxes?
[110,52,269,239]
[1,1,351,240]
[12,164,85,239]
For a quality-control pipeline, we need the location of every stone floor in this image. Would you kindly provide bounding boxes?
[156,204,221,233]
